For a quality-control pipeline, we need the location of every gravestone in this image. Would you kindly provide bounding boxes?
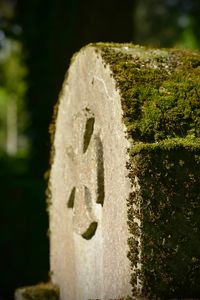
[48,43,200,300]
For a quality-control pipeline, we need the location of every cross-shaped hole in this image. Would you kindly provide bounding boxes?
[67,108,104,240]
[83,117,95,154]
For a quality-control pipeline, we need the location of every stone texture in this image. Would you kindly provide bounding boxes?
[48,43,200,299]
[49,44,132,300]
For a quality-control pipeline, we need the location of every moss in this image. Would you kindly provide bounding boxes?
[130,137,200,154]
[97,44,200,143]
[127,143,200,298]
[15,282,59,300]
[45,99,60,211]
[89,43,200,298]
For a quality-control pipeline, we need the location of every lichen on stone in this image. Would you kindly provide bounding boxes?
[129,143,200,298]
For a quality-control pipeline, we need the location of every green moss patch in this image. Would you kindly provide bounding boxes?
[16,282,59,300]
[98,44,200,143]
[128,142,200,298]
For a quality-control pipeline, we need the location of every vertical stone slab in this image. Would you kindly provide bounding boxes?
[49,43,200,299]
[49,44,132,300]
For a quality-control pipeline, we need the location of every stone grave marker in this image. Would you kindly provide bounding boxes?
[47,43,200,300]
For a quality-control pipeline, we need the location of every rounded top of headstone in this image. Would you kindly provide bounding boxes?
[70,43,200,145]
[49,42,135,300]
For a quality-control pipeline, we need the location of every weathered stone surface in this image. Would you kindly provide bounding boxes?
[48,43,200,299]
[15,282,59,300]
[49,43,132,300]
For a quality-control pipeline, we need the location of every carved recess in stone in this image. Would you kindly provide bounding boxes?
[66,108,105,240]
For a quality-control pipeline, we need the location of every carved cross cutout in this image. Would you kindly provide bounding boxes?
[66,108,104,240]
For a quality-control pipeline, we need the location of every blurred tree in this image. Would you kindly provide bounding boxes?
[0,0,22,41]
[133,0,200,49]
[16,0,135,176]
[193,0,200,42]
[177,0,200,48]
[0,2,49,300]
[0,39,28,155]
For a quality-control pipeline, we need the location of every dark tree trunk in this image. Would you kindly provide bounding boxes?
[17,0,134,176]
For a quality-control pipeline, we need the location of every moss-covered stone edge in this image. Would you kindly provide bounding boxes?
[93,43,200,298]
[15,282,59,300]
[130,137,200,154]
[47,42,200,204]
[46,43,200,298]
[97,43,200,143]
[127,141,200,298]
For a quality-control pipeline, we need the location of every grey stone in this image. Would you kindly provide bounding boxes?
[49,44,133,300]
[48,43,200,299]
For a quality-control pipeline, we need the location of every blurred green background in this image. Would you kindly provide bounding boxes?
[0,0,200,299]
